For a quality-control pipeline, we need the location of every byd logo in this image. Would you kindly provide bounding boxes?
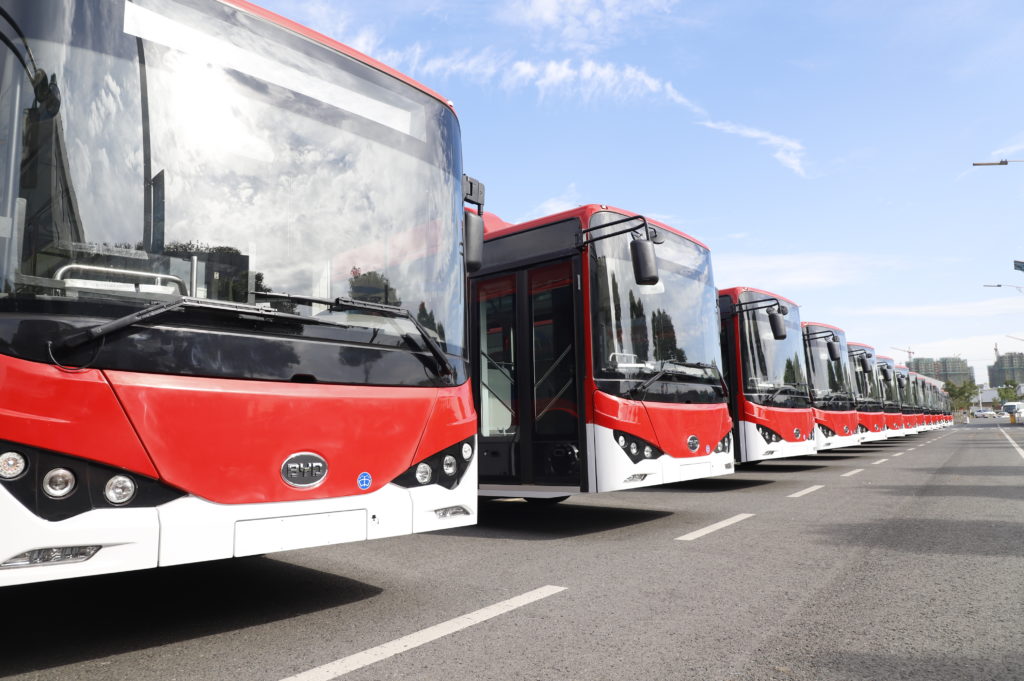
[281,452,328,489]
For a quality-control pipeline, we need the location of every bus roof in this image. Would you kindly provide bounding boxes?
[718,286,800,308]
[483,204,710,251]
[224,0,455,113]
[801,321,846,333]
[848,341,875,352]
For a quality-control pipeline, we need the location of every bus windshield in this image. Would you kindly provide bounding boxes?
[738,292,810,409]
[589,212,724,402]
[0,0,465,368]
[878,358,900,411]
[850,348,883,410]
[804,326,855,411]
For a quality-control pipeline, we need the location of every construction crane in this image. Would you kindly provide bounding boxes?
[1006,335,1024,344]
[891,346,914,361]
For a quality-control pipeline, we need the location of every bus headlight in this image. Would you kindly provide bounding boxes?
[393,438,475,490]
[0,451,27,480]
[713,432,732,453]
[612,430,662,464]
[104,475,137,505]
[756,425,782,443]
[42,468,76,498]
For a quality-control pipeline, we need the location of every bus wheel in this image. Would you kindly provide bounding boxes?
[525,496,570,504]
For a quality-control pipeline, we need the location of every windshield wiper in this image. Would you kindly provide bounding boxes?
[54,297,275,350]
[253,291,455,383]
[766,383,809,403]
[630,359,722,398]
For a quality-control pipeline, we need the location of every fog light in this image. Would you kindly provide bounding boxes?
[0,451,27,480]
[2,545,100,569]
[461,442,473,460]
[104,475,137,505]
[434,505,470,519]
[415,462,432,485]
[42,468,76,498]
[442,455,458,477]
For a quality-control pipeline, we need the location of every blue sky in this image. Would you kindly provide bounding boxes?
[259,0,1024,384]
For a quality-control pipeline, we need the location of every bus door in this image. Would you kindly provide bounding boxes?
[473,258,584,487]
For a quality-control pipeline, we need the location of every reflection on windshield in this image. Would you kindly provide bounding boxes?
[589,212,722,387]
[804,327,854,410]
[0,0,464,357]
[850,348,883,408]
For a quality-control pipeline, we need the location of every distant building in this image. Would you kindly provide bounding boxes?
[989,352,1024,387]
[908,357,936,377]
[909,356,973,385]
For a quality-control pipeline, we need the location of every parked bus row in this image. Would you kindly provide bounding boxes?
[470,205,951,506]
[0,0,948,587]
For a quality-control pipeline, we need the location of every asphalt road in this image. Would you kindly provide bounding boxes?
[2,422,1021,681]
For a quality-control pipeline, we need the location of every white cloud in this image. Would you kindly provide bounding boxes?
[497,0,680,55]
[713,252,891,291]
[264,3,805,177]
[520,182,582,221]
[698,120,807,177]
[991,140,1024,159]
[847,296,1024,320]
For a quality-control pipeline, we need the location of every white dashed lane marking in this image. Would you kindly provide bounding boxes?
[676,513,756,541]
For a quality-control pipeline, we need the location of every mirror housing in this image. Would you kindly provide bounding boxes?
[768,310,787,340]
[630,239,659,285]
[464,211,483,273]
[880,365,892,381]
[826,340,841,362]
[859,356,871,373]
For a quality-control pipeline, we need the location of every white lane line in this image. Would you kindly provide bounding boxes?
[788,485,824,498]
[676,513,755,541]
[998,427,1024,461]
[279,585,567,681]
[872,458,889,465]
[842,468,864,477]
[891,451,904,457]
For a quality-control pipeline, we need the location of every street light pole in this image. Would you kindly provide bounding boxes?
[983,284,1024,293]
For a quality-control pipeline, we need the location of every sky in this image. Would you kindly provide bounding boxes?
[257,0,1024,384]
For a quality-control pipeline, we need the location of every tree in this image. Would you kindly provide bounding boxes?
[944,380,979,412]
[996,381,1020,406]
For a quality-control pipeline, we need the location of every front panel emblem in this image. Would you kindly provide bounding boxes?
[357,472,372,490]
[281,452,328,489]
[793,428,802,439]
[687,435,700,452]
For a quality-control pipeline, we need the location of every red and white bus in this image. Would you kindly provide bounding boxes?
[471,205,733,500]
[718,287,815,463]
[0,0,483,586]
[895,365,922,434]
[875,355,907,438]
[847,342,888,442]
[801,322,860,450]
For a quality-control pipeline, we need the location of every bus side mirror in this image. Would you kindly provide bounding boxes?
[826,340,841,362]
[465,211,483,273]
[630,239,659,285]
[768,311,787,340]
[860,356,871,373]
[880,365,892,381]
